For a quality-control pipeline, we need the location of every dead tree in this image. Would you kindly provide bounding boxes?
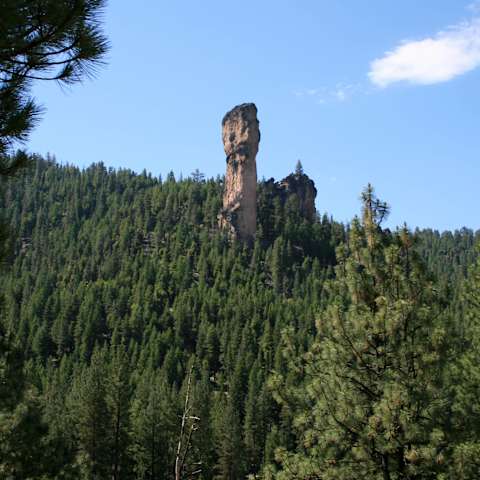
[175,366,202,480]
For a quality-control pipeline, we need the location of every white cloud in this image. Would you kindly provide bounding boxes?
[369,17,480,87]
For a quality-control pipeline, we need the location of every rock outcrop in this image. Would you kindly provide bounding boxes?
[219,103,260,242]
[277,172,317,221]
[263,172,317,221]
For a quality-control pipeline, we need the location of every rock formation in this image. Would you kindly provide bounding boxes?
[263,171,317,221]
[276,172,317,221]
[219,103,260,242]
[219,104,316,243]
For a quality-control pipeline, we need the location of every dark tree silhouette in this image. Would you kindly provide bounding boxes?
[0,0,109,172]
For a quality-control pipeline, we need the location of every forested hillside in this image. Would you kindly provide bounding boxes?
[1,156,479,479]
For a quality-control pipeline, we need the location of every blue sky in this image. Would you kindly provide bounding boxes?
[28,1,480,230]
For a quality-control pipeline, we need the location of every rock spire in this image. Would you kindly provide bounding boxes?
[219,103,260,242]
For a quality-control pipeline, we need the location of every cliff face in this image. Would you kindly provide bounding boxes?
[219,103,260,242]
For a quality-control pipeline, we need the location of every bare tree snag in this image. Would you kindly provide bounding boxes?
[175,366,201,480]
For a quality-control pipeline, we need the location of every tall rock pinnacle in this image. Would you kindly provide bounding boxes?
[219,103,260,242]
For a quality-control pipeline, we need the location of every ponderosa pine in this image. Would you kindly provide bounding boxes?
[270,186,450,480]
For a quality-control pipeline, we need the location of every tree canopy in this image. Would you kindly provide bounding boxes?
[0,157,478,478]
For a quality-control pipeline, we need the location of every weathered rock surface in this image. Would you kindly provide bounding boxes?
[219,103,260,242]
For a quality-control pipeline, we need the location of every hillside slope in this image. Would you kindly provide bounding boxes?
[0,157,478,478]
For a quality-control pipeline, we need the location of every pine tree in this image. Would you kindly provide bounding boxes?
[244,358,272,475]
[130,369,177,480]
[191,367,216,479]
[271,186,449,479]
[107,341,133,480]
[448,245,480,479]
[295,160,304,176]
[213,399,246,480]
[0,5,108,474]
[0,389,53,478]
[1,156,477,477]
[271,237,285,294]
[70,347,112,479]
[0,0,109,161]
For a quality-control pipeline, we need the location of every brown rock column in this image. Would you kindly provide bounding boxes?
[219,103,260,242]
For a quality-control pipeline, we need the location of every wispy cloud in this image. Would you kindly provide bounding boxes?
[293,83,364,104]
[369,15,480,87]
[468,1,480,14]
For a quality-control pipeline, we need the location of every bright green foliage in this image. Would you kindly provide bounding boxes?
[269,186,450,480]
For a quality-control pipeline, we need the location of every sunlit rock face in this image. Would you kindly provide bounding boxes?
[219,103,260,242]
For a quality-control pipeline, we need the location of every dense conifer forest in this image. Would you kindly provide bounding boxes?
[0,156,479,479]
[4,1,480,479]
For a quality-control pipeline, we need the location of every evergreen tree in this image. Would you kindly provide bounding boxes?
[107,341,133,480]
[70,347,112,479]
[0,158,477,477]
[0,390,53,478]
[213,399,246,480]
[0,4,108,475]
[295,160,304,176]
[270,186,449,479]
[0,0,109,161]
[130,370,177,480]
[448,245,480,479]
